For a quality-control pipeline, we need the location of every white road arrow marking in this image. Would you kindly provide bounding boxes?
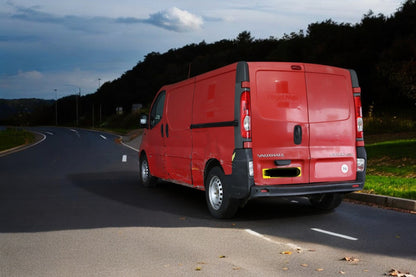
[122,155,127,162]
[100,135,107,140]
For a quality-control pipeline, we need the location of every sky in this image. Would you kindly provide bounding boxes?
[0,0,403,100]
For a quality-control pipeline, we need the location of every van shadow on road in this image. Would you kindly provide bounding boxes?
[70,170,322,226]
[1,170,415,259]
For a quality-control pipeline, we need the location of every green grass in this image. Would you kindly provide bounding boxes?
[364,138,416,200]
[364,175,416,200]
[0,128,35,152]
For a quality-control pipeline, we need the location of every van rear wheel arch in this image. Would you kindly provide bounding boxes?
[204,162,239,219]
[204,159,222,185]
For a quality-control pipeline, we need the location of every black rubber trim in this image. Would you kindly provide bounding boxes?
[190,120,238,129]
[249,180,365,199]
[349,69,360,87]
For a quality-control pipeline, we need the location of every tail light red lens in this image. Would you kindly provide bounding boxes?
[240,91,251,139]
[353,86,364,147]
[354,95,363,140]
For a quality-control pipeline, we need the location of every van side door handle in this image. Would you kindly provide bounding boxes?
[165,124,169,138]
[294,125,302,145]
[161,124,164,137]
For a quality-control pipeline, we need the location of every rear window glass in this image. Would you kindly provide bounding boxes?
[255,70,308,122]
[306,73,350,123]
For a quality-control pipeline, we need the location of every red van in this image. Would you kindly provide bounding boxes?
[139,62,366,218]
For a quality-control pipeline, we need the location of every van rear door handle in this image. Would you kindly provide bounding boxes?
[294,125,302,145]
[161,124,164,137]
[166,124,169,138]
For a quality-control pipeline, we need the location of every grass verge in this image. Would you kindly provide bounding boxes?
[364,137,416,200]
[0,128,35,152]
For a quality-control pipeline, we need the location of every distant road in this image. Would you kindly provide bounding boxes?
[0,126,415,276]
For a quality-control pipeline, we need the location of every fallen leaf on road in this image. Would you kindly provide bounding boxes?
[301,264,308,267]
[316,268,324,272]
[195,266,202,271]
[339,270,346,274]
[281,251,292,255]
[388,268,415,277]
[341,256,360,262]
[282,267,289,271]
[232,266,241,270]
[219,255,226,258]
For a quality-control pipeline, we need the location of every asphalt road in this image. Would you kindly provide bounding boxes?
[0,126,415,276]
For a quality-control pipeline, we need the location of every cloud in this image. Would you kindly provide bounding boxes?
[118,7,203,32]
[17,70,43,80]
[8,3,203,33]
[7,3,110,33]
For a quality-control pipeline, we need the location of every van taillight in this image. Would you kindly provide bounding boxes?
[240,91,251,139]
[353,90,364,140]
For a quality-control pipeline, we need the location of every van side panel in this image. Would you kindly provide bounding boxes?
[249,63,310,186]
[165,81,194,185]
[304,65,357,182]
[191,67,237,189]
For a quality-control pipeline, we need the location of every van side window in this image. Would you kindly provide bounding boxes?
[150,91,166,129]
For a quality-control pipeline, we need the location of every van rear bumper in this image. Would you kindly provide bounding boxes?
[249,181,365,199]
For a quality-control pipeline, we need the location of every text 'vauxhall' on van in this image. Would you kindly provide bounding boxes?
[138,61,367,218]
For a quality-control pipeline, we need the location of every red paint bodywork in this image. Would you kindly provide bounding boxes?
[139,62,364,194]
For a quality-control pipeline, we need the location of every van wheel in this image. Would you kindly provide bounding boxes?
[309,193,343,210]
[205,167,239,219]
[139,154,156,187]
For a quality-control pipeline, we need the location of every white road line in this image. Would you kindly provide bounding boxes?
[45,131,54,136]
[69,128,80,138]
[120,140,139,152]
[100,135,107,140]
[311,228,358,241]
[122,155,127,162]
[245,229,303,250]
[0,130,46,157]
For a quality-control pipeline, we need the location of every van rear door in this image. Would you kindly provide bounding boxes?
[250,63,310,186]
[304,64,357,183]
[249,62,356,187]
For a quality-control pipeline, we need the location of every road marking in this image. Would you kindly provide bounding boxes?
[311,228,358,241]
[122,155,127,162]
[245,229,302,250]
[45,131,54,136]
[120,140,139,152]
[69,128,80,138]
[0,130,46,157]
[100,135,107,140]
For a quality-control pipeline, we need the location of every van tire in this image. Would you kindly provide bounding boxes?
[309,193,343,210]
[139,154,156,187]
[205,167,239,219]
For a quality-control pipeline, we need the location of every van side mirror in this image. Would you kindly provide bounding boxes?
[139,114,149,129]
